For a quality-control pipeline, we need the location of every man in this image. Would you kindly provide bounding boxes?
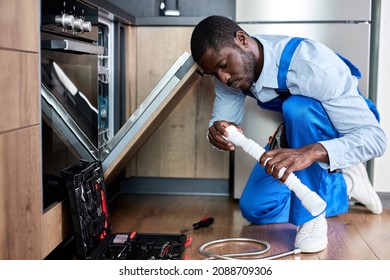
[190,15,387,253]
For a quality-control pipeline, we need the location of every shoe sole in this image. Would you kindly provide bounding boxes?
[294,240,327,253]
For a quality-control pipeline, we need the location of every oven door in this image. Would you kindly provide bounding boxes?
[41,30,105,209]
[41,32,103,148]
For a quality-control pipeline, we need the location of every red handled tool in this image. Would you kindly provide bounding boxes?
[117,231,137,258]
[180,217,214,233]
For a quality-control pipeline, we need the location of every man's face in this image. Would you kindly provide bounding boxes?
[197,44,257,91]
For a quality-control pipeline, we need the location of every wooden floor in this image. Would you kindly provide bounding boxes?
[109,194,390,260]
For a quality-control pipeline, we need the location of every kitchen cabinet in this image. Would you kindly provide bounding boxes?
[125,26,229,180]
[0,0,41,259]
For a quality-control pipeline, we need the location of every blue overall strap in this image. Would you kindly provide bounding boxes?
[336,53,362,78]
[244,37,305,112]
[336,53,380,122]
[276,37,306,92]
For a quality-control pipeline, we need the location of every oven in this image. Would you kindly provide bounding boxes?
[41,0,103,209]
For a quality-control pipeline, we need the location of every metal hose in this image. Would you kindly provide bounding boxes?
[198,237,301,260]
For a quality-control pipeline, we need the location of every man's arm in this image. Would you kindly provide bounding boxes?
[288,39,387,171]
[207,78,246,150]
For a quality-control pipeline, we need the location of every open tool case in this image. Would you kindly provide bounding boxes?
[64,160,187,260]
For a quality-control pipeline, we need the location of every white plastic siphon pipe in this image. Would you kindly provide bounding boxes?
[225,125,326,217]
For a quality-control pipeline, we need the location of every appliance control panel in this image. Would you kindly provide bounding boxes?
[41,0,98,41]
[54,13,92,33]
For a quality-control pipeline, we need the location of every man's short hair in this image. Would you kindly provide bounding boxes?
[190,15,244,62]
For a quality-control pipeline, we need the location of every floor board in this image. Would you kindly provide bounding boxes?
[108,194,390,260]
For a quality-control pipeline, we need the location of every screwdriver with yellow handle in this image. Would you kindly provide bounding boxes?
[180,217,214,234]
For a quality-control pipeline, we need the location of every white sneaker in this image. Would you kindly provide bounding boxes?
[294,212,327,253]
[343,163,382,214]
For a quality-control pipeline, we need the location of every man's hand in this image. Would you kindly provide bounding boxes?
[259,143,329,183]
[208,121,243,151]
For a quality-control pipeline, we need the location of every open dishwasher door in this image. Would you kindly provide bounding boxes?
[100,52,198,183]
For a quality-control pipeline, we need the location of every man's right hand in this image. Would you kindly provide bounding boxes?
[208,121,242,151]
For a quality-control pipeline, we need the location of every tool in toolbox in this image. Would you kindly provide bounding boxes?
[180,217,214,233]
[63,160,188,260]
[117,231,137,258]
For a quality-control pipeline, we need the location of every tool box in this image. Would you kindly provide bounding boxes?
[63,160,187,260]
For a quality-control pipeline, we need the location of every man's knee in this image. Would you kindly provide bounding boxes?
[239,193,290,225]
[282,95,339,146]
[283,96,322,128]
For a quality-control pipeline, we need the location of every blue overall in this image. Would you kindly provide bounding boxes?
[240,37,380,226]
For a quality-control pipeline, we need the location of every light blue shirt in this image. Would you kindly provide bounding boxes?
[209,34,387,171]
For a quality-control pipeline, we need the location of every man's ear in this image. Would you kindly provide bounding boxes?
[235,30,249,47]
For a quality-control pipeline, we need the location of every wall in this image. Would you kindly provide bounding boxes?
[0,0,42,259]
[373,0,390,192]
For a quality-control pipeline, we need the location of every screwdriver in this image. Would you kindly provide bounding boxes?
[180,217,214,233]
[117,231,137,258]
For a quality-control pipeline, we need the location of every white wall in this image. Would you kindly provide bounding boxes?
[373,0,390,192]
